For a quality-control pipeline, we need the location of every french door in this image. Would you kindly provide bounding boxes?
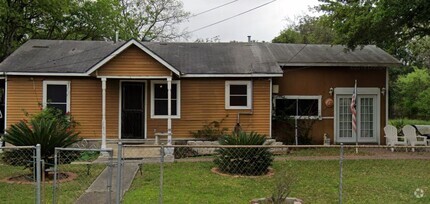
[336,94,378,143]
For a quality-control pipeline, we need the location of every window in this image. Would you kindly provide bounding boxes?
[225,81,252,109]
[151,80,180,118]
[274,95,321,119]
[43,81,70,113]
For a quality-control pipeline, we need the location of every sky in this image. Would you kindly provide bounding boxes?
[179,0,321,42]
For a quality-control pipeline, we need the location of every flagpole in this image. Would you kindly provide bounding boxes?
[354,80,358,154]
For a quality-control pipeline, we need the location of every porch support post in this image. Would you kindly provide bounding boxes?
[101,77,107,149]
[167,77,172,145]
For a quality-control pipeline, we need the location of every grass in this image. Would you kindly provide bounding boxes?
[0,163,105,203]
[390,118,430,126]
[124,160,430,204]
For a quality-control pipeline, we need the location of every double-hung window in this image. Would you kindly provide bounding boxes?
[43,81,70,113]
[225,81,252,109]
[274,95,321,119]
[151,80,180,118]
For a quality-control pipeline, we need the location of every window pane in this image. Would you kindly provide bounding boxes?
[230,85,247,95]
[298,99,319,116]
[275,99,296,116]
[154,84,177,99]
[154,99,177,116]
[47,104,67,113]
[230,96,247,106]
[47,85,67,103]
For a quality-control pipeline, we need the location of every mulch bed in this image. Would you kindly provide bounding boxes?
[1,172,78,184]
[211,167,275,178]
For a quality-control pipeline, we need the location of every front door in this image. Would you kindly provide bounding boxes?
[336,93,378,143]
[121,82,145,139]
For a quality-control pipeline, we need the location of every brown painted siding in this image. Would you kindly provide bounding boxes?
[273,67,387,144]
[96,45,172,77]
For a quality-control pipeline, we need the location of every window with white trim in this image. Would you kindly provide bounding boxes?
[225,81,252,109]
[43,81,70,113]
[151,80,180,118]
[274,95,321,119]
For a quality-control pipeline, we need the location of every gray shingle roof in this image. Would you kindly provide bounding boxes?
[0,39,401,76]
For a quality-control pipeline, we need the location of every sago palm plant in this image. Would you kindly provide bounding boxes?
[2,108,81,169]
[214,131,273,176]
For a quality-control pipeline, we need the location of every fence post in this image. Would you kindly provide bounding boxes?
[116,142,123,204]
[159,145,165,204]
[107,150,113,204]
[36,144,41,204]
[53,148,58,204]
[339,143,344,204]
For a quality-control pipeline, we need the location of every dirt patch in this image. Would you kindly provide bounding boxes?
[211,167,274,178]
[1,172,78,184]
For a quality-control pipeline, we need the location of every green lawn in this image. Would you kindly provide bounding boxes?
[124,160,430,204]
[390,118,430,126]
[0,163,105,203]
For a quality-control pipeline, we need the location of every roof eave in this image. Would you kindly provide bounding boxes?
[279,62,402,67]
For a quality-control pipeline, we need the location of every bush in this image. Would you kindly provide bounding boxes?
[2,108,81,169]
[214,131,273,176]
[190,118,228,141]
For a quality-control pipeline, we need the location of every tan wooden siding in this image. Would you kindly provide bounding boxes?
[6,76,107,139]
[273,67,387,144]
[7,76,271,140]
[146,78,271,138]
[96,45,172,77]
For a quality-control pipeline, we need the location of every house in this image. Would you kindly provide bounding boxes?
[0,39,400,146]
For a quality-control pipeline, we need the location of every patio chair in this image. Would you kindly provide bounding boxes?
[402,125,428,152]
[384,125,407,152]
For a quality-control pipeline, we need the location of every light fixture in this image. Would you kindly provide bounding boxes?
[381,87,386,96]
[329,87,334,96]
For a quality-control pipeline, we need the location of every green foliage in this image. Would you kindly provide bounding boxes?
[272,15,337,44]
[394,67,430,119]
[318,0,430,60]
[214,131,273,176]
[0,0,189,60]
[190,119,228,141]
[2,108,81,167]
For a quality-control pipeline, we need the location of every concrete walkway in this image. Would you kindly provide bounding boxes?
[75,161,140,204]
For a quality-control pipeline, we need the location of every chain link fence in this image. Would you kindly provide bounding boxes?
[0,145,41,203]
[117,144,430,204]
[53,147,113,204]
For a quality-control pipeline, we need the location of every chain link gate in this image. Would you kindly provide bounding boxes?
[53,147,113,204]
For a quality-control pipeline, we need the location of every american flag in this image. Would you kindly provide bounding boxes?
[350,80,357,134]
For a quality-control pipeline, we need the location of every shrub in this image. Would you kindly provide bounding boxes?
[269,169,295,204]
[2,108,81,169]
[190,118,228,141]
[214,131,273,176]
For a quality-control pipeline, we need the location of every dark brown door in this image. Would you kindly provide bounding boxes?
[121,82,145,139]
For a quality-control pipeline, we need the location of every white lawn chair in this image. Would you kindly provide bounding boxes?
[402,125,428,152]
[384,125,407,152]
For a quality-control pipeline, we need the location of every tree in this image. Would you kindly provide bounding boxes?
[0,0,189,61]
[272,15,337,44]
[394,68,430,119]
[318,0,430,57]
[119,0,190,41]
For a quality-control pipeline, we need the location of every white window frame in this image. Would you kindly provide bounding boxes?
[150,80,181,119]
[225,81,252,109]
[274,95,322,119]
[42,80,71,113]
